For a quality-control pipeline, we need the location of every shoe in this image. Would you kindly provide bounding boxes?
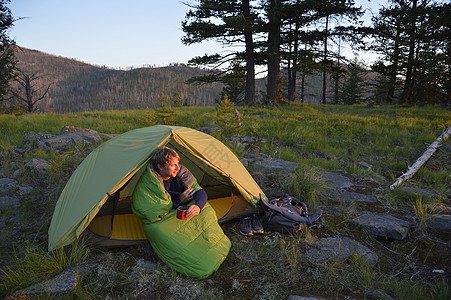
[250,214,264,234]
[239,216,253,236]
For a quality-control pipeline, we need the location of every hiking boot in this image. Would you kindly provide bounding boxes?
[239,216,253,236]
[250,214,264,234]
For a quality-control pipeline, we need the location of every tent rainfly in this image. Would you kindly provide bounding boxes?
[48,125,267,251]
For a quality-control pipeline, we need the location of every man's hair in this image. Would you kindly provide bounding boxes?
[152,146,180,167]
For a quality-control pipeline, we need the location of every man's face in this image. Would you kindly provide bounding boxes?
[158,157,180,179]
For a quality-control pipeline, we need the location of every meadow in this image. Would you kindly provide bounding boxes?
[0,103,450,299]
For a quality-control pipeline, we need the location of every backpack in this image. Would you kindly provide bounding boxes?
[258,194,322,233]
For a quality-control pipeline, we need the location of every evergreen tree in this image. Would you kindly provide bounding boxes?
[215,94,241,136]
[0,0,16,105]
[369,0,449,104]
[154,87,175,125]
[338,57,366,104]
[171,90,184,107]
[182,0,260,105]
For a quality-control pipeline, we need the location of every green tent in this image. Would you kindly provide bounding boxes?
[48,125,266,251]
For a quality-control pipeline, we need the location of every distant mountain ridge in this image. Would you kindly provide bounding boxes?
[15,47,224,112]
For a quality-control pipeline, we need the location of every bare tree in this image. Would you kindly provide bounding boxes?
[13,68,51,112]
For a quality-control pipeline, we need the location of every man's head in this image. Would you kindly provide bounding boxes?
[152,147,180,179]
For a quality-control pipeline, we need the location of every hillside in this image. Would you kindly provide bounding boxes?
[14,47,225,112]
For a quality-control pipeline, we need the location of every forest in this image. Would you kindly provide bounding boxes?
[0,0,450,113]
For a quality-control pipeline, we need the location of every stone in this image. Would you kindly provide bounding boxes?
[358,161,373,171]
[0,178,18,193]
[195,126,222,135]
[287,296,321,300]
[37,132,102,152]
[0,196,21,209]
[330,190,378,203]
[321,171,352,189]
[6,264,97,299]
[352,213,411,240]
[427,215,451,233]
[399,186,438,200]
[25,158,51,174]
[304,236,378,267]
[22,132,56,149]
[252,158,298,173]
[60,126,99,135]
[365,289,395,300]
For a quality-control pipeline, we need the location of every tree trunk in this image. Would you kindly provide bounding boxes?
[400,0,417,104]
[390,126,451,190]
[267,0,282,102]
[387,20,402,104]
[322,15,329,105]
[243,0,255,105]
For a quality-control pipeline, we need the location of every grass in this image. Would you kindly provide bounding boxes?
[0,103,450,298]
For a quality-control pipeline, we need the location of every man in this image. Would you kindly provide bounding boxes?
[151,146,208,218]
[131,146,231,278]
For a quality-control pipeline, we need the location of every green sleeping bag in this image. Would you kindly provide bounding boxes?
[131,164,231,278]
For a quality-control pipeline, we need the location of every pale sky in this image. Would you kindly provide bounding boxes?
[9,0,385,69]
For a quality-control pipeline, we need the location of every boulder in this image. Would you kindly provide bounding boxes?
[60,126,99,135]
[0,195,21,209]
[0,178,18,193]
[321,171,353,189]
[252,158,298,173]
[352,213,411,240]
[25,158,51,174]
[399,186,438,200]
[37,132,102,152]
[6,264,97,300]
[304,236,378,267]
[22,132,56,150]
[427,215,451,233]
[195,126,222,135]
[330,190,378,203]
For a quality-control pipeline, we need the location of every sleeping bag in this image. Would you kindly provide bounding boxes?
[131,164,231,278]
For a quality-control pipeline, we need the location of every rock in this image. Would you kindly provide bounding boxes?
[365,289,395,300]
[18,186,33,195]
[287,296,321,300]
[60,126,99,135]
[352,213,411,240]
[427,215,451,233]
[0,196,21,209]
[252,158,298,173]
[25,158,51,174]
[329,190,378,203]
[321,171,352,189]
[37,132,102,152]
[22,132,56,150]
[399,186,438,200]
[195,126,222,135]
[6,264,97,299]
[304,236,378,267]
[0,178,18,193]
[358,161,373,171]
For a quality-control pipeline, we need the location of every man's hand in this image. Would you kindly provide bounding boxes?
[180,187,194,204]
[186,204,200,218]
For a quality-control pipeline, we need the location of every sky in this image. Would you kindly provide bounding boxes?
[8,0,387,70]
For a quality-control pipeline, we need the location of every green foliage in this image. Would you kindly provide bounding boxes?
[0,0,16,102]
[171,90,184,107]
[0,242,91,295]
[215,94,241,137]
[282,165,328,210]
[154,87,175,125]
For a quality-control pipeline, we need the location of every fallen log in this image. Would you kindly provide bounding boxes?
[390,126,451,190]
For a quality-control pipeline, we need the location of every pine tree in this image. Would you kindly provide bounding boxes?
[0,0,16,105]
[171,90,184,107]
[154,87,175,125]
[215,94,241,136]
[338,57,367,105]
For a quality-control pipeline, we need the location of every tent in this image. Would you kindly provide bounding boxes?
[48,125,267,251]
